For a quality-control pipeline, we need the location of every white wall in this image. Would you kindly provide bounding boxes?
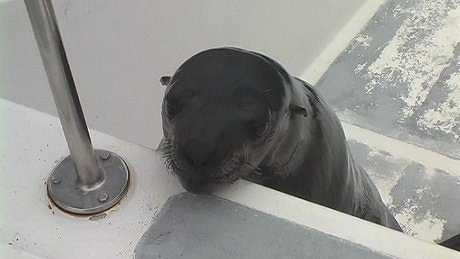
[0,0,364,149]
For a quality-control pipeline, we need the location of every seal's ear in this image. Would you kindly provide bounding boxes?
[160,76,171,86]
[289,104,308,117]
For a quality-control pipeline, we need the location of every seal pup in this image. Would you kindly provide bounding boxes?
[159,47,402,231]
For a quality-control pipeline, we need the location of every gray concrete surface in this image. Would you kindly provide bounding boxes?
[316,0,460,243]
[348,139,460,242]
[135,193,391,259]
[317,0,460,159]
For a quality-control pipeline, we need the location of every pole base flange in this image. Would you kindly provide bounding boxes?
[47,149,129,215]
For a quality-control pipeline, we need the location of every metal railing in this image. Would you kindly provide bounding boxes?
[24,0,129,215]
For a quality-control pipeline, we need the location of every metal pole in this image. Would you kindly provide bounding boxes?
[25,0,129,215]
[24,0,101,187]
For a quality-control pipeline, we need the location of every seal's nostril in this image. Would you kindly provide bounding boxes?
[184,140,212,168]
[185,155,195,166]
[186,155,209,168]
[202,161,209,166]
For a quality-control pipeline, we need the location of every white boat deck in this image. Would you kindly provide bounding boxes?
[1,99,458,258]
[1,0,460,257]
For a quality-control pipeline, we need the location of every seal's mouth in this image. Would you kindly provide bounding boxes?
[211,173,231,182]
[209,170,240,184]
[165,156,246,184]
[160,138,252,188]
[169,160,242,194]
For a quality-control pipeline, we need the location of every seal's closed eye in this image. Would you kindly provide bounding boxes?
[249,122,269,139]
[163,83,196,119]
[164,99,181,120]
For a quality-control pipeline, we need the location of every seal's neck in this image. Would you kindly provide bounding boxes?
[259,78,352,206]
[256,78,317,179]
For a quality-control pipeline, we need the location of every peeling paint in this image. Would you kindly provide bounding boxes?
[348,33,373,52]
[366,0,460,123]
[314,0,460,244]
[418,71,460,140]
[317,0,460,158]
[347,138,460,242]
[396,208,446,242]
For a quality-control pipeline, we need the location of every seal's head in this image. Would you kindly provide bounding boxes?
[160,47,306,193]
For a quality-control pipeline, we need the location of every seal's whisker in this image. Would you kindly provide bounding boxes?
[159,136,186,176]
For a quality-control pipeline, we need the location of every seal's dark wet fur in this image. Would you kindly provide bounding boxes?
[159,47,402,231]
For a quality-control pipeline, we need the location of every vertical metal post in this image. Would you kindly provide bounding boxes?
[25,0,101,187]
[25,0,129,215]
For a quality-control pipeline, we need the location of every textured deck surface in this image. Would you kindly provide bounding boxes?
[316,0,460,242]
[135,193,391,259]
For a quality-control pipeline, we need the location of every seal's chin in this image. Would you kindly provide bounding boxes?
[177,175,220,193]
[174,167,242,193]
[161,142,254,193]
[177,174,240,193]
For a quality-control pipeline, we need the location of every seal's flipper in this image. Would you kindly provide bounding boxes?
[160,76,171,86]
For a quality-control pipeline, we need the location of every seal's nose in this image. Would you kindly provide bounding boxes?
[184,139,213,168]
